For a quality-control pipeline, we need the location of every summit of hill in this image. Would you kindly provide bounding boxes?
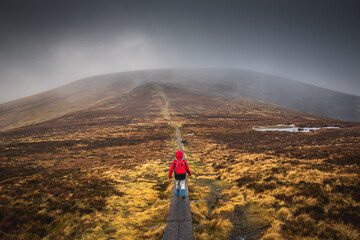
[0,68,359,131]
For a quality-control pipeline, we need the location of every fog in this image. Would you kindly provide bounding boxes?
[1,0,359,103]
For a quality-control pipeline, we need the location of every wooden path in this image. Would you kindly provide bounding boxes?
[163,98,194,240]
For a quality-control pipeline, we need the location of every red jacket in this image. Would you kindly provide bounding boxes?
[168,150,191,180]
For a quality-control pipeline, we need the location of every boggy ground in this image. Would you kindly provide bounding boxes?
[1,82,359,240]
[0,85,178,239]
[163,84,360,240]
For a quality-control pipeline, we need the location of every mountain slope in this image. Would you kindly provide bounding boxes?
[1,78,359,239]
[0,68,359,131]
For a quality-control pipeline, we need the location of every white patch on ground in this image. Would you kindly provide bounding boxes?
[252,124,340,132]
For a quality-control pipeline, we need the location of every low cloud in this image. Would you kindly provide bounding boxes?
[0,33,161,103]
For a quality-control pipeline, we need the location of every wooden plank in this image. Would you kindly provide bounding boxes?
[179,221,194,240]
[163,222,178,240]
[164,177,194,240]
[163,97,194,239]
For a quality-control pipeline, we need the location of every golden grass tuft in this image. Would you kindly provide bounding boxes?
[277,207,292,221]
[209,218,233,238]
[332,223,360,240]
[261,220,284,240]
[190,201,208,224]
[210,202,235,218]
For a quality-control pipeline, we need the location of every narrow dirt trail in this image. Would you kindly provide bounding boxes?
[159,89,194,240]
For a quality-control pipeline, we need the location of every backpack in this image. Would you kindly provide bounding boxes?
[175,160,186,175]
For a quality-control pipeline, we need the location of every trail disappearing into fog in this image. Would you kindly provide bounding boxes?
[164,100,183,152]
[159,88,194,240]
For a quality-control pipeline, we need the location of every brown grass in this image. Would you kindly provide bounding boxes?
[164,85,360,239]
[1,83,359,239]
[0,86,175,239]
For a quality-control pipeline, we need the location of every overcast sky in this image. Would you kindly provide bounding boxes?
[0,0,359,103]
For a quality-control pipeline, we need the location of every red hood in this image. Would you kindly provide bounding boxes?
[176,150,183,160]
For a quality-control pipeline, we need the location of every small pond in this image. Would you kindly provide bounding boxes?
[252,124,340,132]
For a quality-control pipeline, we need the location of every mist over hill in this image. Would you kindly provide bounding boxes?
[0,68,359,131]
[1,68,359,240]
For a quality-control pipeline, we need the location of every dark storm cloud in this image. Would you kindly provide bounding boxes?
[0,0,359,103]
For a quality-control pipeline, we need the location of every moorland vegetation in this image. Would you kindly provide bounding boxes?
[165,84,360,239]
[0,82,359,239]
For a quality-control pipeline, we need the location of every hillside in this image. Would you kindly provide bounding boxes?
[0,69,359,239]
[0,69,359,132]
[162,85,360,239]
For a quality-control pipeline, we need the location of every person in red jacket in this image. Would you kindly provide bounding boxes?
[168,150,191,198]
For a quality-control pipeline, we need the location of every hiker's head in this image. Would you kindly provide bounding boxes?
[176,150,183,160]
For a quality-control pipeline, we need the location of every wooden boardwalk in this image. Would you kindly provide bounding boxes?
[163,177,194,240]
[162,96,194,240]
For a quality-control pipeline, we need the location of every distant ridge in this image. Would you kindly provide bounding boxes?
[0,68,359,131]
